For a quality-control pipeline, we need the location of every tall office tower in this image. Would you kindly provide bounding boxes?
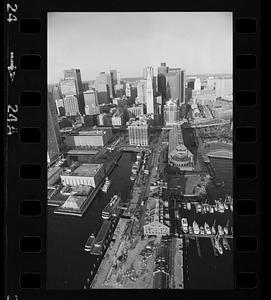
[60,78,77,97]
[143,66,154,79]
[125,82,131,97]
[194,78,201,91]
[164,99,180,126]
[83,89,98,107]
[110,70,118,85]
[64,69,83,94]
[166,68,185,105]
[128,119,149,146]
[47,92,61,164]
[95,72,112,103]
[117,71,121,84]
[63,95,80,116]
[136,80,147,104]
[146,71,154,114]
[158,62,169,75]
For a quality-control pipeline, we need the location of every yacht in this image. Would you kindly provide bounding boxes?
[214,238,223,255]
[222,237,230,250]
[218,225,224,236]
[224,202,228,210]
[210,206,214,213]
[211,225,216,235]
[101,177,112,193]
[187,202,191,210]
[188,226,193,235]
[130,173,136,181]
[181,218,188,234]
[200,226,205,235]
[204,222,211,235]
[193,221,200,235]
[196,203,202,213]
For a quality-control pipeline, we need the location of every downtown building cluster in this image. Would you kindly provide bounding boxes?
[48,64,232,168]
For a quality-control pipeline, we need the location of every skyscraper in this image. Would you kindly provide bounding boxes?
[166,68,185,105]
[136,80,147,104]
[83,89,98,107]
[64,69,83,95]
[146,71,154,115]
[47,91,61,164]
[60,78,77,97]
[95,72,113,103]
[158,63,169,103]
[63,95,80,116]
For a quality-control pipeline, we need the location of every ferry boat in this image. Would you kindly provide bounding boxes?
[84,233,95,252]
[200,226,205,235]
[222,237,230,250]
[214,238,223,255]
[181,218,188,234]
[102,195,121,220]
[193,221,200,235]
[218,225,224,236]
[204,222,211,235]
[101,177,112,193]
[188,226,193,234]
[187,202,191,210]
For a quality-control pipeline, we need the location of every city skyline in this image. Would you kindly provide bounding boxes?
[48,12,232,84]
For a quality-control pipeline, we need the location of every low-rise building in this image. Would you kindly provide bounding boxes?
[144,197,170,237]
[65,128,112,147]
[60,163,105,188]
[127,105,144,118]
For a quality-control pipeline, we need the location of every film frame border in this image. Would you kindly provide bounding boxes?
[4,1,261,299]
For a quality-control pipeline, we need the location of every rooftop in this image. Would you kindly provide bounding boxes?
[66,163,103,177]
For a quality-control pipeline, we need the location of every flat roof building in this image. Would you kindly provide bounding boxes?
[128,119,149,146]
[60,163,105,188]
[65,128,112,147]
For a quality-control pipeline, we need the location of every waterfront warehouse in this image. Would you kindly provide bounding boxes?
[60,163,105,188]
[65,128,112,147]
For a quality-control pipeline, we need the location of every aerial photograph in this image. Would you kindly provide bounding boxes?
[47,12,233,289]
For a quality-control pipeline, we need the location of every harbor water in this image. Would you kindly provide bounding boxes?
[47,152,137,289]
[47,145,233,289]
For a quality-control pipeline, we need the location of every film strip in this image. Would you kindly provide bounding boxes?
[4,1,261,299]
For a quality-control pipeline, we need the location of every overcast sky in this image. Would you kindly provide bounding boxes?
[48,12,232,84]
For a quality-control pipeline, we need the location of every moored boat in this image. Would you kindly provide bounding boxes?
[218,225,224,236]
[181,218,188,234]
[204,222,211,235]
[214,238,223,255]
[101,177,112,193]
[188,226,193,234]
[222,237,230,250]
[187,202,191,210]
[193,221,200,235]
[84,233,95,251]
